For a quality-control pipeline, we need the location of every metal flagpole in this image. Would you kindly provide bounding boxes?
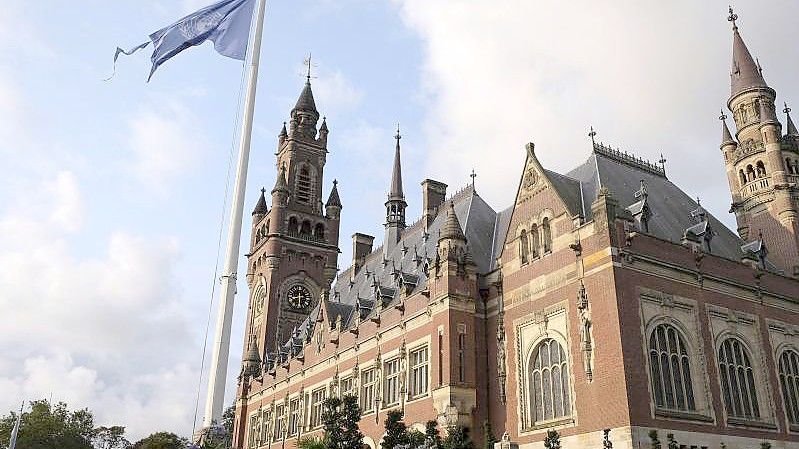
[203,0,267,429]
[8,402,23,449]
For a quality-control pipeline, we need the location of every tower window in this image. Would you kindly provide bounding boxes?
[458,328,466,382]
[300,220,311,236]
[288,217,299,235]
[787,158,794,175]
[542,217,552,253]
[314,223,325,239]
[519,230,529,264]
[756,161,766,178]
[746,165,755,182]
[530,225,540,258]
[295,165,314,205]
[739,170,747,185]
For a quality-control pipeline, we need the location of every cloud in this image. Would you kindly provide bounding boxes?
[0,173,199,441]
[127,100,208,193]
[394,0,796,228]
[313,69,365,115]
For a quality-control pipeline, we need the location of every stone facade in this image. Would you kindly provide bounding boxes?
[232,12,799,449]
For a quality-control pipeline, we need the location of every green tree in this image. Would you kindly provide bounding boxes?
[381,410,409,449]
[322,396,344,449]
[221,405,235,437]
[543,430,560,449]
[666,434,678,449]
[648,431,660,449]
[0,399,96,449]
[132,432,188,449]
[299,436,326,449]
[442,426,473,449]
[340,395,363,449]
[760,442,771,449]
[408,430,426,448]
[481,421,496,449]
[93,426,131,449]
[424,421,442,449]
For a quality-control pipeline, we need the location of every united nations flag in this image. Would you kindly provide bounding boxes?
[111,0,256,81]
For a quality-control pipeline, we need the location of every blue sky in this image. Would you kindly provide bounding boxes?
[2,0,798,441]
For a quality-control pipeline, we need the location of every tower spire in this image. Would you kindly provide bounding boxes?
[728,7,769,97]
[785,102,798,136]
[384,124,407,248]
[720,110,736,146]
[389,124,404,200]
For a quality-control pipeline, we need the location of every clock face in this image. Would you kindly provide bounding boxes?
[287,284,312,310]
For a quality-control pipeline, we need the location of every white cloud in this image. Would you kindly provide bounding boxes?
[0,174,199,441]
[313,69,365,115]
[127,100,208,193]
[395,0,798,228]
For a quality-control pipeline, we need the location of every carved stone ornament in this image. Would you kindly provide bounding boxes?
[522,167,539,190]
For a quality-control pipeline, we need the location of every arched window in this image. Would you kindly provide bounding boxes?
[739,170,747,185]
[300,220,311,236]
[519,230,529,264]
[314,223,325,239]
[779,349,799,425]
[787,158,795,175]
[756,161,767,178]
[718,337,760,419]
[542,218,552,253]
[288,217,299,235]
[746,165,756,182]
[530,225,540,258]
[649,324,696,411]
[295,165,313,205]
[528,338,571,423]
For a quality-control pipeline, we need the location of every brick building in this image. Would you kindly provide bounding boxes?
[232,11,799,449]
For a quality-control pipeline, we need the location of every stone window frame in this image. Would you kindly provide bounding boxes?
[287,396,302,437]
[708,305,777,429]
[527,337,572,424]
[767,318,799,433]
[360,367,378,414]
[340,374,356,399]
[308,386,327,430]
[640,291,715,424]
[383,357,401,406]
[514,306,576,434]
[718,336,761,421]
[648,322,698,413]
[247,411,260,448]
[777,347,799,429]
[260,407,272,446]
[272,402,286,443]
[408,344,430,400]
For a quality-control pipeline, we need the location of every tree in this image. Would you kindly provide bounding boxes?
[442,426,473,449]
[299,436,326,449]
[340,395,363,449]
[381,410,409,449]
[760,442,772,449]
[408,430,426,448]
[665,434,678,449]
[0,399,96,449]
[424,421,442,449]
[482,421,496,449]
[648,431,660,449]
[93,426,131,449]
[543,430,560,449]
[221,405,235,437]
[132,432,188,449]
[322,396,344,449]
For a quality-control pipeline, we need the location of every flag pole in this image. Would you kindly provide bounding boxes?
[202,0,267,430]
[8,401,23,449]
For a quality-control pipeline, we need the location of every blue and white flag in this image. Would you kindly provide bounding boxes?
[112,0,256,81]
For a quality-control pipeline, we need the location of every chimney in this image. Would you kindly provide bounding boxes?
[421,179,447,230]
[351,233,375,276]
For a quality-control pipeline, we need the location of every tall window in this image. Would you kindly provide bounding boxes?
[529,338,571,423]
[519,230,529,264]
[295,165,313,205]
[718,338,760,420]
[288,398,301,436]
[273,404,285,442]
[260,410,271,445]
[384,358,401,405]
[648,324,696,411]
[340,376,356,398]
[530,225,540,258]
[361,368,377,413]
[409,346,430,398]
[779,349,799,425]
[248,414,259,448]
[458,330,466,382]
[542,218,552,253]
[309,388,326,428]
[288,217,299,235]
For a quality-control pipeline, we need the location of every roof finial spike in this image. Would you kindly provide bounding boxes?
[304,53,312,82]
[395,123,401,144]
[727,5,738,29]
[469,169,477,190]
[719,109,728,121]
[588,125,597,146]
[784,102,791,115]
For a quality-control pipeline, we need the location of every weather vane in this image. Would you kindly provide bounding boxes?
[303,54,317,81]
[588,126,597,146]
[719,109,728,121]
[727,6,738,28]
[658,153,667,172]
[785,102,792,115]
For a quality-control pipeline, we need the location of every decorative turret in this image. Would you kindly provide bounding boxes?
[720,111,736,148]
[326,179,342,218]
[319,117,329,146]
[729,7,768,98]
[439,201,467,243]
[252,187,268,217]
[384,125,407,250]
[784,103,798,137]
[271,163,290,196]
[241,339,262,380]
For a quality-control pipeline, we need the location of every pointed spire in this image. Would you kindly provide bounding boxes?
[389,124,404,200]
[720,110,736,146]
[294,78,317,112]
[320,116,328,133]
[272,163,289,195]
[279,121,288,137]
[439,201,466,242]
[326,179,342,208]
[728,7,769,97]
[784,102,798,136]
[252,187,268,216]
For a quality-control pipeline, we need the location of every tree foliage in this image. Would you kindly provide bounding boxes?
[425,421,442,449]
[321,395,363,449]
[666,433,678,449]
[93,426,131,449]
[0,399,97,449]
[381,410,409,449]
[648,430,661,449]
[131,432,188,449]
[482,421,496,449]
[442,426,473,449]
[299,436,326,449]
[543,430,560,449]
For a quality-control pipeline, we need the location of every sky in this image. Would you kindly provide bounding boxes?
[1,0,798,442]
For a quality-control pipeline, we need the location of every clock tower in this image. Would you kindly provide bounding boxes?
[243,77,342,361]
